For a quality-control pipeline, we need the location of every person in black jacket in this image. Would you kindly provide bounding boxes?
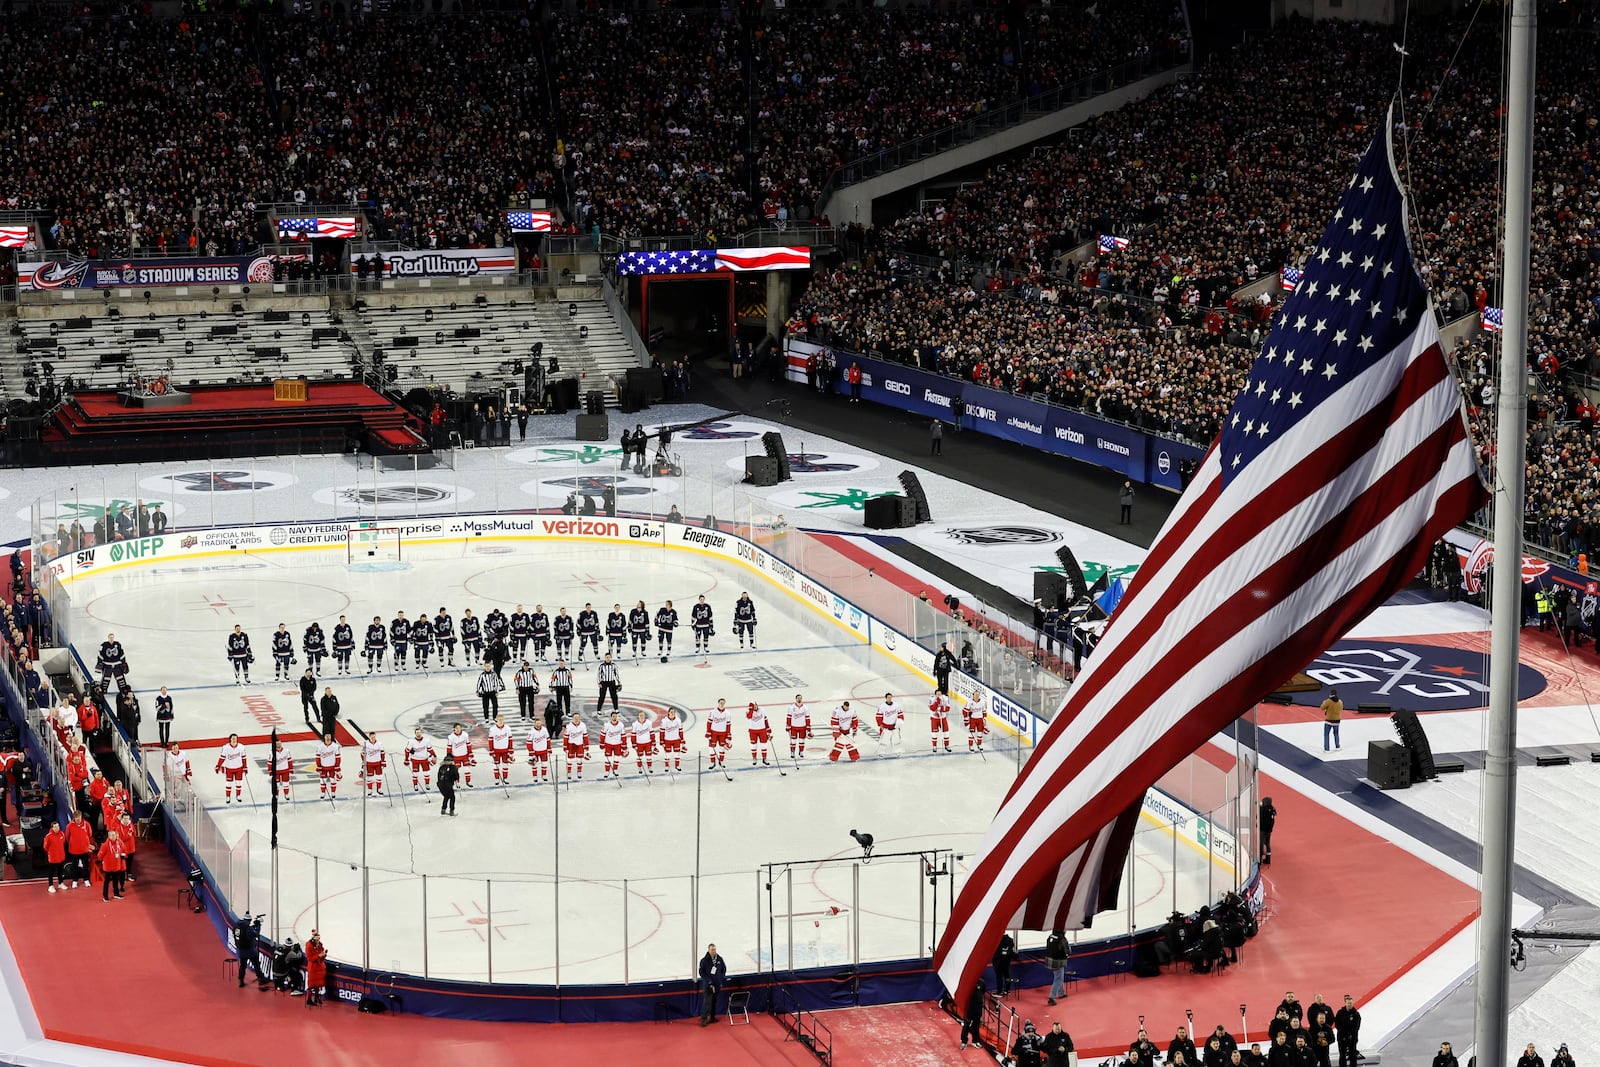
[1129,1029,1158,1067]
[933,642,956,695]
[1518,1044,1547,1067]
[437,753,459,816]
[1010,1021,1045,1067]
[1042,1022,1075,1067]
[1260,797,1277,864]
[234,914,267,988]
[990,933,1017,997]
[959,980,985,1050]
[697,943,726,1026]
[1333,997,1361,1067]
[1306,996,1336,1067]
[299,669,318,730]
[1431,1042,1459,1067]
[1168,1026,1199,1067]
[319,688,340,740]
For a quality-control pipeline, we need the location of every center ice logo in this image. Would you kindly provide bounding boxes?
[1294,640,1547,710]
[408,693,697,736]
[671,421,763,441]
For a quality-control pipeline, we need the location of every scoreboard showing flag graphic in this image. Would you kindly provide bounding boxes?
[0,225,31,249]
[278,217,357,240]
[507,210,554,233]
[1097,235,1130,253]
[617,246,811,276]
[1481,306,1504,333]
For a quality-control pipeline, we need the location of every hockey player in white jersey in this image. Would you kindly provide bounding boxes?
[215,733,248,803]
[829,701,861,763]
[786,695,811,759]
[600,711,627,778]
[445,724,475,787]
[928,691,953,753]
[875,693,904,755]
[272,739,294,801]
[360,736,387,796]
[405,728,437,791]
[746,701,772,765]
[630,711,657,774]
[705,699,733,769]
[487,714,516,786]
[526,720,552,782]
[315,733,342,800]
[658,708,686,773]
[562,715,590,780]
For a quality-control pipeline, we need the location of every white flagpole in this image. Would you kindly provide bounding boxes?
[1475,1,1535,1063]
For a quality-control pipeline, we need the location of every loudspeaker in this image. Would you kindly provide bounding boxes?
[1262,692,1294,706]
[863,494,900,530]
[897,496,919,528]
[1055,546,1091,602]
[626,367,662,404]
[1366,739,1411,790]
[576,413,609,441]
[585,390,605,416]
[762,431,791,481]
[1034,572,1069,609]
[1357,703,1392,715]
[744,456,781,487]
[1391,708,1436,781]
[896,470,931,523]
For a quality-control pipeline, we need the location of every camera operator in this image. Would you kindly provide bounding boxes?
[273,938,307,995]
[234,914,268,989]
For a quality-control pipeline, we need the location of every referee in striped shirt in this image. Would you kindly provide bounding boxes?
[514,661,540,720]
[476,663,505,721]
[549,660,574,719]
[597,653,621,711]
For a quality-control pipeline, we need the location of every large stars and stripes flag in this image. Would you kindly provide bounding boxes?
[934,110,1485,1001]
[715,246,810,272]
[278,217,357,240]
[1281,266,1304,291]
[1098,235,1131,253]
[0,225,31,249]
[507,210,554,233]
[616,247,812,275]
[1482,306,1504,333]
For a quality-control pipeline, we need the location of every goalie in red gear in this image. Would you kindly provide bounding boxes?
[829,701,861,763]
[875,693,904,755]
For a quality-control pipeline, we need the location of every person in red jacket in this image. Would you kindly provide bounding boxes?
[304,931,328,1007]
[115,812,137,884]
[43,821,67,893]
[63,812,94,888]
[65,743,90,805]
[97,832,127,901]
[86,770,110,832]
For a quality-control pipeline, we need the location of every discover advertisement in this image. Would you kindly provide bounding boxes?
[785,340,1202,490]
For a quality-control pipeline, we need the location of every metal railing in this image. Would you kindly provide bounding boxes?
[814,49,1190,209]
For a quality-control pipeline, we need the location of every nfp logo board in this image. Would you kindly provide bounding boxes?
[1292,640,1546,711]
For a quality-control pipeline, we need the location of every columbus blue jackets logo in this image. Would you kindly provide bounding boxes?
[171,471,277,492]
[787,453,861,474]
[670,421,763,441]
[1295,640,1546,711]
[541,476,653,498]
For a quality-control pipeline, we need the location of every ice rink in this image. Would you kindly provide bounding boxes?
[63,538,1227,986]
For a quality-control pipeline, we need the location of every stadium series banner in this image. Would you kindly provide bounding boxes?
[356,248,519,278]
[19,256,279,291]
[785,341,1203,490]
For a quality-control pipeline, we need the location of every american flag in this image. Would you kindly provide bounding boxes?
[1098,235,1130,253]
[1482,306,1504,333]
[617,249,717,276]
[0,225,31,249]
[1281,266,1304,291]
[715,246,810,272]
[934,112,1484,1001]
[277,217,357,240]
[508,210,554,233]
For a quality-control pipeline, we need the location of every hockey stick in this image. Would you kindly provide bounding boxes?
[718,748,733,783]
[242,766,258,806]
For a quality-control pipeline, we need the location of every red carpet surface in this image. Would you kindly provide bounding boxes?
[72,382,396,418]
[0,768,1476,1066]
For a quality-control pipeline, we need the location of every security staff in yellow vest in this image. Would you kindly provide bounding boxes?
[1535,588,1554,632]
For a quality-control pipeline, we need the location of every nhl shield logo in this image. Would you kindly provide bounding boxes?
[944,526,1063,547]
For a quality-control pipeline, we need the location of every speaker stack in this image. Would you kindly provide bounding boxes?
[896,471,932,524]
[585,390,605,416]
[1391,708,1437,781]
[1033,572,1069,609]
[744,456,781,487]
[761,432,792,481]
[575,413,610,441]
[1366,739,1412,790]
[863,494,901,530]
[1055,546,1091,602]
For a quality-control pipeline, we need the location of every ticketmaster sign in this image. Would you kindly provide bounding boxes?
[786,341,1202,489]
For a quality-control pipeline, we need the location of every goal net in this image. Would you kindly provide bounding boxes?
[347,525,403,564]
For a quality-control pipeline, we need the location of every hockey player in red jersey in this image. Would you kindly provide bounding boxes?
[271,740,294,800]
[928,691,953,752]
[630,710,657,774]
[875,693,904,755]
[562,715,590,780]
[526,720,552,782]
[314,733,342,799]
[360,737,386,796]
[705,699,733,769]
[746,701,772,765]
[600,711,627,779]
[445,724,475,787]
[658,708,686,773]
[786,695,811,759]
[215,733,248,804]
[964,692,989,751]
[405,728,438,791]
[829,701,861,762]
[487,714,516,785]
